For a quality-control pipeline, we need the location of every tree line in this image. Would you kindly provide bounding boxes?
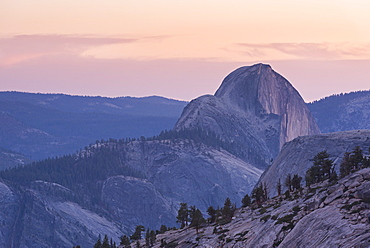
[91,146,369,248]
[240,146,369,208]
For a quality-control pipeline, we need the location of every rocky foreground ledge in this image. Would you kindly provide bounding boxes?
[133,168,370,248]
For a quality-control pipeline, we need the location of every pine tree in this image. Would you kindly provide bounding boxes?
[252,184,265,205]
[285,174,292,192]
[101,235,110,248]
[340,152,352,178]
[145,229,150,247]
[291,174,302,191]
[306,150,334,186]
[314,150,334,179]
[130,225,145,241]
[188,205,196,224]
[241,194,251,207]
[207,206,217,223]
[120,235,130,247]
[305,164,321,186]
[340,147,365,178]
[364,148,370,168]
[263,182,268,201]
[94,238,102,248]
[159,225,168,234]
[176,203,189,228]
[190,208,205,233]
[351,146,363,171]
[276,179,282,196]
[221,197,233,221]
[149,230,156,247]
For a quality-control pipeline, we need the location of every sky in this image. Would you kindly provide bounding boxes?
[1,0,369,102]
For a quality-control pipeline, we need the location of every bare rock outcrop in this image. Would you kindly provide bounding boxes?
[175,64,320,168]
[0,181,122,248]
[98,140,262,233]
[139,168,370,248]
[0,139,263,247]
[258,130,370,198]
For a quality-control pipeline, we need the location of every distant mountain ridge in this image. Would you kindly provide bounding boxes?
[0,91,187,163]
[0,91,185,117]
[1,88,369,166]
[308,90,370,133]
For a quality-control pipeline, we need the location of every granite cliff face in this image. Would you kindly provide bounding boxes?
[0,139,262,247]
[135,168,370,248]
[176,64,320,168]
[0,181,123,248]
[258,130,370,198]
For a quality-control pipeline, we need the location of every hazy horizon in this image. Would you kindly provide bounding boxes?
[1,0,369,102]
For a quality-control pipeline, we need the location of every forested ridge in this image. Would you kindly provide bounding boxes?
[0,127,248,211]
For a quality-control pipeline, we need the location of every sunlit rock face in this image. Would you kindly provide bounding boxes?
[176,63,320,168]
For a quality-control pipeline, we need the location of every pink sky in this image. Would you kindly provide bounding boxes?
[1,0,369,102]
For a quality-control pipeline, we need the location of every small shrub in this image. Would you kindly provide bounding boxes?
[165,241,178,248]
[217,218,231,225]
[260,215,271,222]
[282,222,295,231]
[304,193,315,201]
[284,190,291,199]
[350,209,362,214]
[217,229,229,234]
[308,188,317,194]
[341,201,361,211]
[259,208,267,214]
[218,234,226,240]
[292,206,300,213]
[273,239,282,247]
[276,214,295,224]
[341,204,352,211]
[273,203,281,209]
[235,231,249,237]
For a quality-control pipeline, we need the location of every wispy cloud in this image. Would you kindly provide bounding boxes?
[236,42,370,60]
[0,34,139,66]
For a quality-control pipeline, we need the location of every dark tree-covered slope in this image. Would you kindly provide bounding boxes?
[308,90,370,133]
